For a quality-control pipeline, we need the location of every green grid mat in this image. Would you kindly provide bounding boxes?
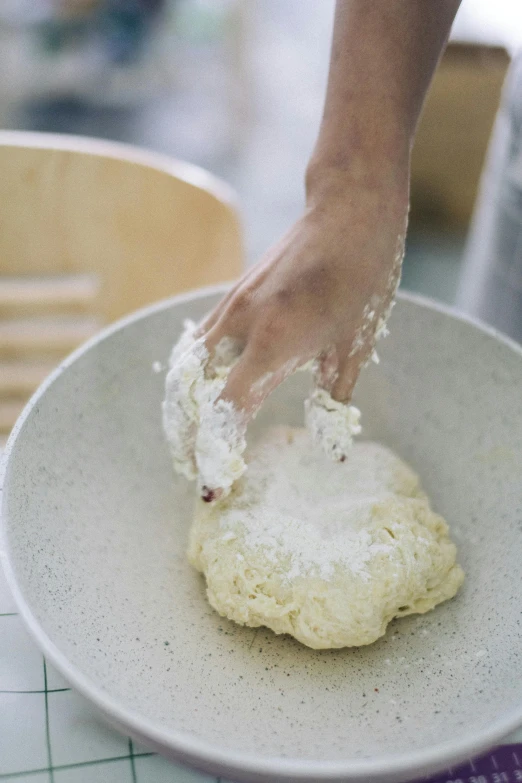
[0,571,217,783]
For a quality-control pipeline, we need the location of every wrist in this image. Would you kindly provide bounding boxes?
[306,97,413,198]
[305,147,410,209]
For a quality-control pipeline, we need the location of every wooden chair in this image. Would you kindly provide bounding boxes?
[0,131,244,444]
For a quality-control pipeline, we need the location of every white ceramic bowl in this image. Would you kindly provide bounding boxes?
[2,287,522,783]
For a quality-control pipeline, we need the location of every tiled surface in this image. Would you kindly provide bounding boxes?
[133,754,215,782]
[45,662,72,693]
[0,615,45,691]
[0,692,48,775]
[47,690,130,767]
[53,760,133,783]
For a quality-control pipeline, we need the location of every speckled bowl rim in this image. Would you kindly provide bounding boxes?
[1,286,522,782]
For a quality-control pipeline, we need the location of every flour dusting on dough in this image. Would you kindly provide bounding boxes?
[189,426,464,649]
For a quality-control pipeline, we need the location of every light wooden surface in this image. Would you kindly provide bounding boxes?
[0,275,99,312]
[0,131,244,435]
[411,42,510,229]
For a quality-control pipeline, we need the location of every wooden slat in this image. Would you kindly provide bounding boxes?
[0,399,25,432]
[411,42,509,227]
[0,361,56,395]
[0,138,243,321]
[0,275,99,311]
[0,316,100,356]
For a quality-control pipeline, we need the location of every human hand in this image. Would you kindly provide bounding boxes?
[201,170,408,414]
[163,167,409,501]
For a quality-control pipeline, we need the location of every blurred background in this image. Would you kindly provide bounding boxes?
[0,0,521,300]
[1,0,522,447]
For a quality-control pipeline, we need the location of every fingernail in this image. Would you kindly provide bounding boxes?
[201,486,225,503]
[201,486,216,503]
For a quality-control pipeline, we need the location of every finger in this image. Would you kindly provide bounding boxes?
[203,317,247,358]
[201,314,248,378]
[314,346,340,393]
[196,345,302,502]
[200,281,261,359]
[197,282,241,336]
[305,343,365,463]
[197,264,260,336]
[330,345,368,403]
[163,342,199,479]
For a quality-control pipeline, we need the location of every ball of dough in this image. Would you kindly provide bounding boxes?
[189,427,464,649]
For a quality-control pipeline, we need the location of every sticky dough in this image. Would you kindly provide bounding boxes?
[189,426,464,649]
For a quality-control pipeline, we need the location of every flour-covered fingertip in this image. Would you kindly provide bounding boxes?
[201,486,223,503]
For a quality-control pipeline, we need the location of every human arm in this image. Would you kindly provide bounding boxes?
[166,0,462,498]
[201,0,461,408]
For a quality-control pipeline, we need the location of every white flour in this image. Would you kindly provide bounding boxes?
[304,389,361,462]
[162,320,246,497]
[215,428,396,581]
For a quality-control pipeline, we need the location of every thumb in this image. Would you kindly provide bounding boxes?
[315,338,374,404]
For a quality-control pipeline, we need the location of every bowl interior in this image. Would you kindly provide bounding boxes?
[2,291,522,775]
